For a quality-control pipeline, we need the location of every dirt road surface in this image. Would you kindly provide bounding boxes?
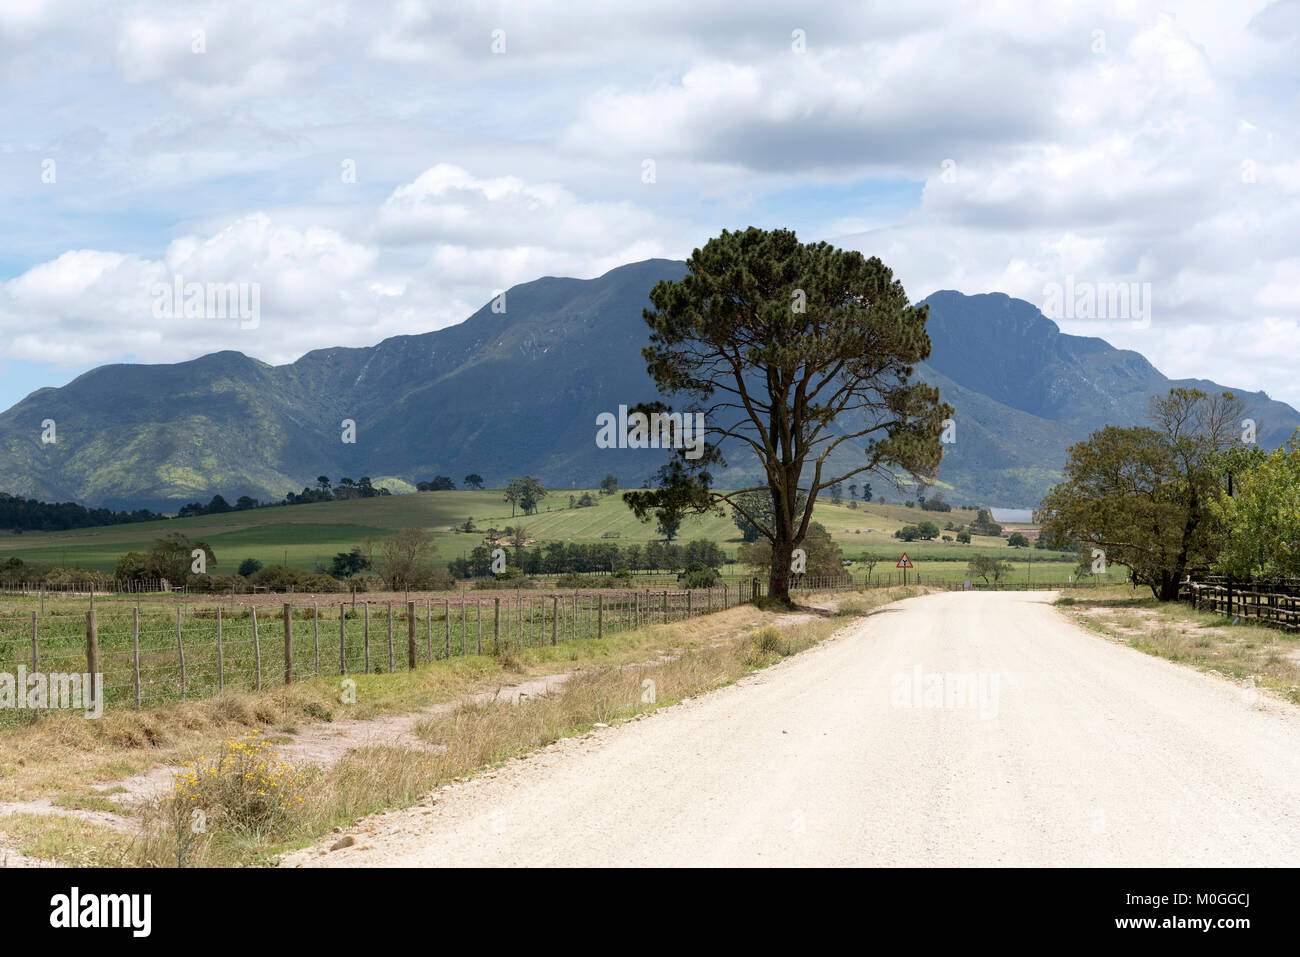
[284,591,1300,867]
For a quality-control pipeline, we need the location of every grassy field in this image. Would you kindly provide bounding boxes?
[0,488,1103,582]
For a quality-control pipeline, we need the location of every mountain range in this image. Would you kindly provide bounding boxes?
[1,258,1297,511]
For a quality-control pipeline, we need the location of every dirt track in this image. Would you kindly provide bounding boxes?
[284,591,1300,867]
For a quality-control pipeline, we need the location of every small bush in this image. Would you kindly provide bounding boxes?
[165,731,305,837]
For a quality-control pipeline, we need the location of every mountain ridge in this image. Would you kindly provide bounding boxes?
[1,259,1296,511]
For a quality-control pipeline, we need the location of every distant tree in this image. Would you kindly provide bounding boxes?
[461,516,476,533]
[848,483,858,500]
[599,474,619,495]
[968,554,1012,584]
[830,483,844,505]
[317,476,331,492]
[118,533,216,584]
[1007,532,1031,548]
[238,558,263,578]
[917,520,940,540]
[896,525,922,542]
[509,525,529,555]
[235,495,259,510]
[464,474,485,490]
[920,491,951,512]
[862,483,872,503]
[970,509,1003,537]
[374,527,437,589]
[955,530,971,544]
[505,477,546,516]
[329,547,370,579]
[206,495,232,514]
[682,539,726,569]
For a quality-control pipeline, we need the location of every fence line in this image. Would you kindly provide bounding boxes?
[0,576,876,715]
[1181,576,1300,633]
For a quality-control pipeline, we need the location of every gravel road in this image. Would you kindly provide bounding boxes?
[286,591,1300,867]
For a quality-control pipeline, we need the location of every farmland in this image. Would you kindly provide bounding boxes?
[0,488,1108,586]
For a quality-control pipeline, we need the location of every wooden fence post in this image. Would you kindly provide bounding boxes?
[30,611,37,673]
[252,607,262,691]
[386,602,395,673]
[408,601,418,669]
[426,598,432,662]
[175,607,186,700]
[444,599,451,659]
[283,603,293,685]
[84,609,100,700]
[552,595,559,645]
[133,606,142,710]
[493,597,501,654]
[598,593,604,639]
[363,602,371,673]
[313,602,319,676]
[216,607,224,692]
[339,604,346,675]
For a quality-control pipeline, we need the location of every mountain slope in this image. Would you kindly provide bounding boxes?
[1,261,1295,510]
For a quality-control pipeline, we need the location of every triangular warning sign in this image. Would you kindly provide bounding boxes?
[896,553,914,569]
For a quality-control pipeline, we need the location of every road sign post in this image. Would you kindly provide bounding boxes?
[896,552,913,586]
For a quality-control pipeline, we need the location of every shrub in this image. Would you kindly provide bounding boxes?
[680,561,720,588]
[165,731,305,837]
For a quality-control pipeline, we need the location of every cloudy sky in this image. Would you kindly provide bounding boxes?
[1,0,1298,410]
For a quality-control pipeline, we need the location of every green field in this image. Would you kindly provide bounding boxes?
[0,489,1113,583]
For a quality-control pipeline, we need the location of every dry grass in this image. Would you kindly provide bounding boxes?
[0,601,781,802]
[1060,592,1300,703]
[3,586,917,867]
[0,813,133,867]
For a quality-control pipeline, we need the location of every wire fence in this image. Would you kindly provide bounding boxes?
[0,575,874,715]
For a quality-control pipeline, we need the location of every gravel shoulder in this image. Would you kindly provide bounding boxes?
[283,591,1300,867]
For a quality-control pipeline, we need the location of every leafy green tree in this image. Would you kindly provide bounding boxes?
[464,474,485,489]
[970,509,1002,536]
[1007,532,1030,548]
[505,476,546,516]
[955,530,971,544]
[238,558,263,577]
[1215,433,1300,578]
[739,521,843,579]
[624,227,950,603]
[328,547,370,579]
[968,554,1012,584]
[599,474,619,495]
[1036,388,1242,600]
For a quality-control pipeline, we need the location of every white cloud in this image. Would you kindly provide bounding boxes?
[2,0,1298,411]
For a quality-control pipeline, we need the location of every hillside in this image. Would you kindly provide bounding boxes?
[0,489,1069,577]
[1,260,1297,509]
